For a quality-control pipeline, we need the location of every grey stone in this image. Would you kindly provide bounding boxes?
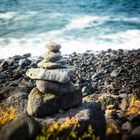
[0,85,32,102]
[37,60,66,69]
[0,113,41,140]
[36,80,78,96]
[61,88,82,110]
[26,87,61,117]
[43,51,62,62]
[35,102,106,140]
[23,53,31,57]
[37,58,68,69]
[18,58,32,69]
[0,92,28,114]
[26,68,70,83]
[82,86,90,96]
[45,42,61,52]
[121,121,132,132]
[110,67,122,77]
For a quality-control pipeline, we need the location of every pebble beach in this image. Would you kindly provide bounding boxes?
[0,48,140,139]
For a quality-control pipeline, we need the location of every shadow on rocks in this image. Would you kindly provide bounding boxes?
[0,113,41,140]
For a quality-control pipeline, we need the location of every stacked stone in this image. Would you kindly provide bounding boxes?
[26,42,82,117]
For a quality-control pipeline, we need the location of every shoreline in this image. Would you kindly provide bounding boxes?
[1,46,140,60]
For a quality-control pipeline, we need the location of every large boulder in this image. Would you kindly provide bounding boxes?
[35,102,106,140]
[0,113,41,140]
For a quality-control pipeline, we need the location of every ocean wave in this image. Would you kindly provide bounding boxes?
[65,15,109,30]
[0,11,38,21]
[0,29,140,59]
[110,16,140,23]
[14,11,38,21]
[46,15,109,36]
[0,12,16,19]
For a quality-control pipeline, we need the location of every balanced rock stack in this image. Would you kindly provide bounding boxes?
[26,42,82,117]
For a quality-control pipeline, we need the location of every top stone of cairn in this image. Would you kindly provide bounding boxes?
[45,42,61,52]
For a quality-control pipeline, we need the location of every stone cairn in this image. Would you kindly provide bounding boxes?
[26,42,82,117]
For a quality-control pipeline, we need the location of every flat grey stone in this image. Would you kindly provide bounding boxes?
[26,87,61,117]
[26,68,70,83]
[36,80,79,96]
[44,42,61,52]
[43,51,62,62]
[37,61,66,69]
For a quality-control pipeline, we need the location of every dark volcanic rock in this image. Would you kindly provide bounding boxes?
[0,49,139,139]
[131,126,140,140]
[35,102,106,140]
[0,92,28,114]
[0,113,41,140]
[68,49,140,95]
[61,88,82,110]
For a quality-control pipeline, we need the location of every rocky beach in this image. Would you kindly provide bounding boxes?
[0,46,139,140]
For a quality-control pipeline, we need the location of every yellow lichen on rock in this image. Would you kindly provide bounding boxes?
[0,106,16,127]
[126,96,140,116]
[106,122,120,136]
[60,117,79,129]
[47,117,79,133]
[36,117,100,140]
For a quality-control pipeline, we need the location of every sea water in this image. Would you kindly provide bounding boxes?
[0,0,140,58]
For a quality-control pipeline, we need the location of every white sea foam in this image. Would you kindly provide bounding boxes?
[0,12,16,19]
[47,15,109,36]
[65,15,109,30]
[0,11,38,21]
[111,17,140,23]
[14,11,38,21]
[0,29,140,59]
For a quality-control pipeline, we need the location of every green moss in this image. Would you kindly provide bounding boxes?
[36,121,100,140]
